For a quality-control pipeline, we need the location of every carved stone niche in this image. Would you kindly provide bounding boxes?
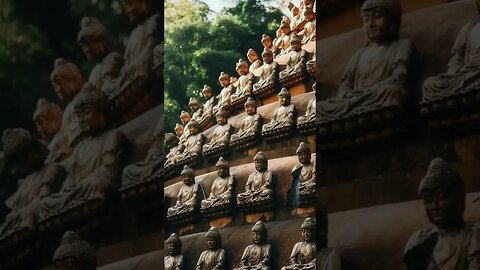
[297,83,316,135]
[230,97,263,151]
[279,35,307,88]
[261,88,296,141]
[202,109,232,160]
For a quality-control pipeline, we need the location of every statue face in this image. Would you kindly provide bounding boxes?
[79,37,106,62]
[245,104,256,115]
[262,52,273,64]
[189,103,199,112]
[251,231,263,244]
[188,124,198,135]
[422,188,462,227]
[301,228,313,241]
[254,160,266,172]
[216,115,226,125]
[121,0,151,24]
[182,173,194,185]
[236,64,248,76]
[175,126,184,137]
[297,151,311,164]
[51,75,79,101]
[291,39,302,51]
[181,114,190,125]
[219,77,229,87]
[279,94,290,106]
[203,89,213,100]
[74,104,106,135]
[216,165,229,178]
[262,37,272,48]
[247,52,257,63]
[166,242,176,255]
[362,7,390,43]
[34,115,60,142]
[206,236,217,250]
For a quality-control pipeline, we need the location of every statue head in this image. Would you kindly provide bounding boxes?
[292,5,300,17]
[301,217,316,242]
[296,142,311,165]
[180,110,191,125]
[50,58,84,102]
[202,85,213,100]
[280,22,291,35]
[244,97,257,115]
[278,88,291,106]
[281,15,291,28]
[261,48,273,64]
[120,0,154,24]
[186,119,199,135]
[290,34,302,51]
[235,59,249,76]
[174,123,184,137]
[205,227,222,250]
[165,132,179,148]
[73,83,108,136]
[261,34,272,49]
[361,0,402,43]
[215,109,228,125]
[165,233,181,256]
[302,6,315,22]
[215,157,230,178]
[180,165,195,185]
[419,157,465,228]
[253,151,268,172]
[251,221,267,244]
[153,43,164,78]
[188,98,200,112]
[77,17,109,62]
[52,231,96,270]
[218,72,230,88]
[33,98,63,142]
[246,48,258,63]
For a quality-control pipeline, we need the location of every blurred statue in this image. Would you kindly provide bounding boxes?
[247,48,263,74]
[175,123,187,144]
[301,7,316,44]
[261,34,273,52]
[202,109,231,155]
[288,3,302,31]
[231,97,262,146]
[281,217,316,270]
[189,98,204,123]
[33,98,63,142]
[167,166,199,219]
[253,49,278,97]
[201,157,234,211]
[52,231,96,270]
[165,233,183,270]
[237,152,273,206]
[165,133,184,169]
[196,228,226,270]
[233,221,271,270]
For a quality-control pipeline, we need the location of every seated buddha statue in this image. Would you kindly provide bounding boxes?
[196,227,226,270]
[231,59,254,106]
[281,217,317,270]
[165,233,184,270]
[166,165,199,219]
[262,88,295,137]
[297,83,316,129]
[300,7,316,45]
[200,157,234,212]
[165,133,184,169]
[247,48,263,74]
[202,109,231,156]
[176,120,204,165]
[33,98,63,143]
[291,142,315,199]
[230,97,262,147]
[253,49,278,97]
[213,72,234,115]
[189,98,204,123]
[237,151,273,207]
[199,85,217,129]
[279,35,306,86]
[233,221,271,270]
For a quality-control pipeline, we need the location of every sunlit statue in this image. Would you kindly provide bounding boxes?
[422,0,480,102]
[165,233,183,270]
[33,98,63,142]
[317,0,414,122]
[175,123,187,144]
[199,85,218,129]
[196,227,226,270]
[179,110,191,141]
[189,98,204,123]
[38,83,127,224]
[261,34,275,57]
[77,17,122,91]
[292,142,315,200]
[281,217,316,270]
[262,88,295,137]
[278,23,293,56]
[202,109,231,156]
[214,72,233,114]
[253,49,278,97]
[288,2,302,31]
[165,133,184,169]
[247,48,263,74]
[231,59,254,106]
[297,83,316,130]
[230,97,262,148]
[237,151,273,207]
[0,129,65,241]
[176,120,204,165]
[233,221,271,270]
[279,35,306,87]
[201,157,234,212]
[166,165,199,219]
[404,157,480,269]
[301,7,316,44]
[52,231,96,270]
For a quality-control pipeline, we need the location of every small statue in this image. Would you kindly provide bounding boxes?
[176,120,204,165]
[52,231,96,270]
[230,97,262,146]
[77,17,122,91]
[233,221,271,270]
[404,157,480,269]
[278,23,293,56]
[261,34,273,52]
[279,35,306,86]
[175,123,187,144]
[262,88,295,136]
[300,7,316,44]
[33,98,63,142]
[237,151,273,207]
[231,59,254,106]
[247,48,263,74]
[253,49,278,97]
[317,0,414,122]
[189,98,204,123]
[297,83,316,128]
[213,72,233,114]
[200,157,234,211]
[38,83,127,223]
[153,42,164,79]
[166,165,199,219]
[199,85,218,128]
[288,3,302,32]
[281,217,316,270]
[165,133,184,169]
[196,227,226,270]
[165,233,184,270]
[202,109,231,156]
[179,110,192,141]
[292,142,315,199]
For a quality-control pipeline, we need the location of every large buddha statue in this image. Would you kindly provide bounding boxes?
[422,0,480,102]
[202,109,231,156]
[38,83,127,224]
[0,129,65,241]
[189,98,204,123]
[196,227,226,270]
[231,59,254,107]
[52,231,96,270]
[166,165,199,220]
[281,217,317,270]
[176,120,204,166]
[165,233,184,270]
[33,99,63,142]
[200,157,234,212]
[317,0,414,122]
[233,221,271,270]
[261,88,295,137]
[291,142,315,200]
[404,157,480,269]
[237,151,273,207]
[230,97,262,148]
[279,35,306,86]
[77,17,122,91]
[213,72,233,114]
[247,48,263,74]
[253,49,278,97]
[300,7,316,45]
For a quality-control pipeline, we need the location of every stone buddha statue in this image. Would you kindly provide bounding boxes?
[77,17,122,91]
[230,97,262,145]
[253,49,278,96]
[199,85,217,127]
[202,109,231,155]
[247,48,263,74]
[261,34,275,57]
[300,7,316,44]
[167,165,199,219]
[33,98,63,142]
[281,217,317,270]
[292,142,315,199]
[165,233,184,270]
[196,227,226,270]
[317,0,414,122]
[297,83,316,127]
[288,3,302,32]
[234,221,271,270]
[179,110,191,141]
[165,133,184,169]
[0,129,65,240]
[422,0,480,102]
[176,120,204,163]
[38,83,127,223]
[201,157,234,211]
[237,151,273,207]
[231,59,254,105]
[278,23,293,56]
[404,157,480,269]
[262,88,295,135]
[213,72,233,114]
[279,35,306,84]
[52,231,96,270]
[175,123,187,144]
[189,98,204,123]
